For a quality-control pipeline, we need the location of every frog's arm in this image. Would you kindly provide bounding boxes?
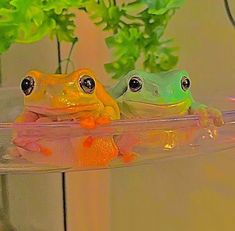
[96,81,120,120]
[15,110,39,122]
[188,101,224,127]
[15,110,54,123]
[14,110,53,155]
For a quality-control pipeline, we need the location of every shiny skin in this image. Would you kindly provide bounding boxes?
[109,69,223,127]
[14,68,121,167]
[109,69,224,149]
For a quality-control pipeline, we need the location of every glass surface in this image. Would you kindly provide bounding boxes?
[0,88,234,173]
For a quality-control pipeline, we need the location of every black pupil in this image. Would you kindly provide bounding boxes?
[84,78,94,89]
[182,78,190,90]
[21,77,34,95]
[80,76,95,94]
[129,77,142,92]
[22,79,31,91]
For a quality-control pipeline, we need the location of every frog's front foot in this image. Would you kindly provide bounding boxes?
[12,137,52,156]
[121,152,138,164]
[80,116,111,129]
[189,104,224,127]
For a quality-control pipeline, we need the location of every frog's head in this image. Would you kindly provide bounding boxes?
[110,70,194,118]
[20,68,108,116]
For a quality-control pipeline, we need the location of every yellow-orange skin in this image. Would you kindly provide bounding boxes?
[15,68,121,167]
[16,68,119,122]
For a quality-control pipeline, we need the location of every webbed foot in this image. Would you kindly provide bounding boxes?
[12,137,52,156]
[189,104,224,127]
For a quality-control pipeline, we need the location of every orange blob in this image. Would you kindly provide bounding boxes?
[95,116,111,126]
[122,153,137,164]
[39,145,52,156]
[76,137,119,167]
[83,136,95,148]
[80,116,96,129]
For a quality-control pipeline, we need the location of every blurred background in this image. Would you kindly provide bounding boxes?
[1,0,235,230]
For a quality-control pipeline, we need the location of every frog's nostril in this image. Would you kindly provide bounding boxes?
[154,88,158,96]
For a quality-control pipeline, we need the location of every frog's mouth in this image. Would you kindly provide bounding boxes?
[119,99,191,119]
[25,103,100,116]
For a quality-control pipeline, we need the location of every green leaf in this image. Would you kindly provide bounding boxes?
[85,0,186,78]
[122,2,148,14]
[7,0,50,41]
[0,0,12,8]
[143,39,179,72]
[106,27,142,59]
[85,1,122,31]
[43,0,69,14]
[167,0,186,9]
[160,53,178,70]
[0,0,185,77]
[0,8,15,22]
[0,24,17,54]
[148,0,186,15]
[105,56,136,79]
[0,0,80,54]
[48,10,76,42]
[43,0,85,14]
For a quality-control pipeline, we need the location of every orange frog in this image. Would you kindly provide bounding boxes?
[13,68,129,167]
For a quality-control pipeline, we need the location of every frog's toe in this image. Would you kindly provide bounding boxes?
[121,152,138,164]
[12,137,41,152]
[190,107,209,127]
[207,107,224,127]
[190,107,224,127]
[36,117,53,123]
[95,116,111,126]
[80,116,96,129]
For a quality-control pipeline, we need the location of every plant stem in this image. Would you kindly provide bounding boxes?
[65,38,78,74]
[0,56,2,86]
[1,175,9,217]
[56,35,62,74]
[224,0,235,27]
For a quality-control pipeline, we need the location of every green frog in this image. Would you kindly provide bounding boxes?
[109,69,223,127]
[109,69,224,149]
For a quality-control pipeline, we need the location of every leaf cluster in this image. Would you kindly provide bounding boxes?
[0,0,83,54]
[84,0,186,78]
[0,0,185,79]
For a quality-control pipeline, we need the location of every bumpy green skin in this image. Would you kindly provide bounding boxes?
[109,70,224,127]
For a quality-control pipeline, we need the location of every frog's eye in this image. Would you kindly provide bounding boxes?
[181,76,190,91]
[79,75,95,94]
[21,76,35,96]
[129,76,142,92]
